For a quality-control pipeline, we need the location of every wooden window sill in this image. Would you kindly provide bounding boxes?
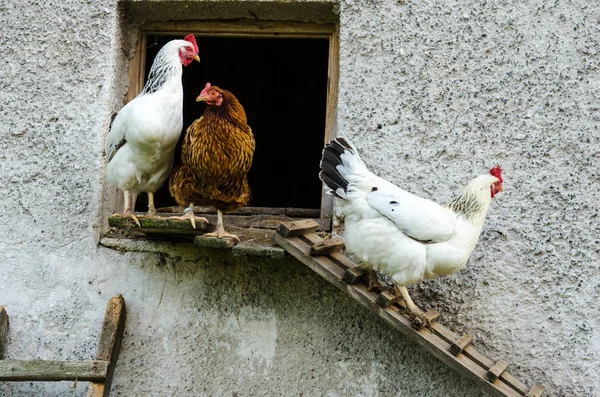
[102,215,286,259]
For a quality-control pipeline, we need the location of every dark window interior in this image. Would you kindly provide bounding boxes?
[134,35,330,212]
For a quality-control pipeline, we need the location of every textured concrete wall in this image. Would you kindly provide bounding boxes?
[0,0,597,396]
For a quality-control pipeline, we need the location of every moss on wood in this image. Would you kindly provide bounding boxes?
[108,214,209,234]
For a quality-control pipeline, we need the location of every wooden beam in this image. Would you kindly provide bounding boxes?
[310,237,344,256]
[0,306,8,359]
[108,215,209,232]
[376,291,402,308]
[276,219,320,237]
[144,21,336,37]
[156,206,322,218]
[0,360,108,382]
[343,268,367,284]
[194,235,237,249]
[450,333,473,356]
[231,243,286,259]
[87,295,126,397]
[319,21,339,231]
[486,359,509,383]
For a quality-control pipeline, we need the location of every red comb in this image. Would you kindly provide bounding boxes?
[183,34,198,55]
[489,165,502,182]
[200,82,211,96]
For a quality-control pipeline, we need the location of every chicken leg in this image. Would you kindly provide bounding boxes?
[394,285,432,330]
[112,190,141,227]
[169,202,209,229]
[204,209,240,242]
[146,191,156,217]
[366,269,384,291]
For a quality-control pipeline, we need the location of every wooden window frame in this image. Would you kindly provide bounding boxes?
[121,21,339,231]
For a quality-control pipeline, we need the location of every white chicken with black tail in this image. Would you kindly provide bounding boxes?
[319,137,503,327]
[105,35,200,226]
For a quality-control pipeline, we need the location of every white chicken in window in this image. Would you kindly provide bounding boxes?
[105,35,200,226]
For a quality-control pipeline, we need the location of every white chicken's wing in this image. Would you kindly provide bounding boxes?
[366,186,455,243]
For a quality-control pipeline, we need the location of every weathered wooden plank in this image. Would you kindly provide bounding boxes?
[376,291,402,307]
[220,214,322,230]
[450,333,473,356]
[525,384,545,397]
[194,235,237,249]
[300,233,361,270]
[343,268,367,284]
[310,237,344,256]
[156,206,322,218]
[0,360,108,382]
[110,213,317,234]
[299,232,323,245]
[108,215,209,232]
[486,359,509,383]
[144,21,337,37]
[87,295,126,397]
[329,252,360,270]
[276,219,320,237]
[423,310,441,322]
[231,243,286,259]
[0,306,8,359]
[276,235,346,281]
[273,234,346,282]
[320,24,339,232]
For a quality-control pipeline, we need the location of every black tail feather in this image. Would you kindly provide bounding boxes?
[319,138,353,199]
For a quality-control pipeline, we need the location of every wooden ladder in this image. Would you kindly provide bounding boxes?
[273,220,544,397]
[0,295,125,397]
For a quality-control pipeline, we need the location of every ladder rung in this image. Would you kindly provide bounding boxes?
[525,384,545,397]
[276,219,320,237]
[449,333,473,356]
[376,290,402,307]
[0,359,108,382]
[486,359,509,382]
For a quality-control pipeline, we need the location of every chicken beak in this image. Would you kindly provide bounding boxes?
[196,95,207,102]
[499,184,503,192]
[193,54,200,62]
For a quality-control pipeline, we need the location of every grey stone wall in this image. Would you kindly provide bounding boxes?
[0,0,597,396]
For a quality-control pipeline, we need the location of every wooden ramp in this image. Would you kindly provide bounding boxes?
[0,295,125,397]
[273,220,544,397]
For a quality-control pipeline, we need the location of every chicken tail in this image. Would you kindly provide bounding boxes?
[319,137,368,199]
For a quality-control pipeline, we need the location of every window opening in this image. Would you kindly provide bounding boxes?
[116,22,338,230]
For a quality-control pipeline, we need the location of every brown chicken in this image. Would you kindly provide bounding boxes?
[169,83,255,241]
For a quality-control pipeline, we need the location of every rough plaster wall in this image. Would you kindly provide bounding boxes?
[0,0,597,396]
[337,0,600,396]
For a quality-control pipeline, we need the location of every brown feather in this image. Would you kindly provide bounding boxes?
[169,86,255,212]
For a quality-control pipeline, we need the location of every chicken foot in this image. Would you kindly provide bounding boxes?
[126,191,161,225]
[204,209,240,242]
[112,190,141,227]
[366,269,384,291]
[394,285,432,331]
[168,202,209,229]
